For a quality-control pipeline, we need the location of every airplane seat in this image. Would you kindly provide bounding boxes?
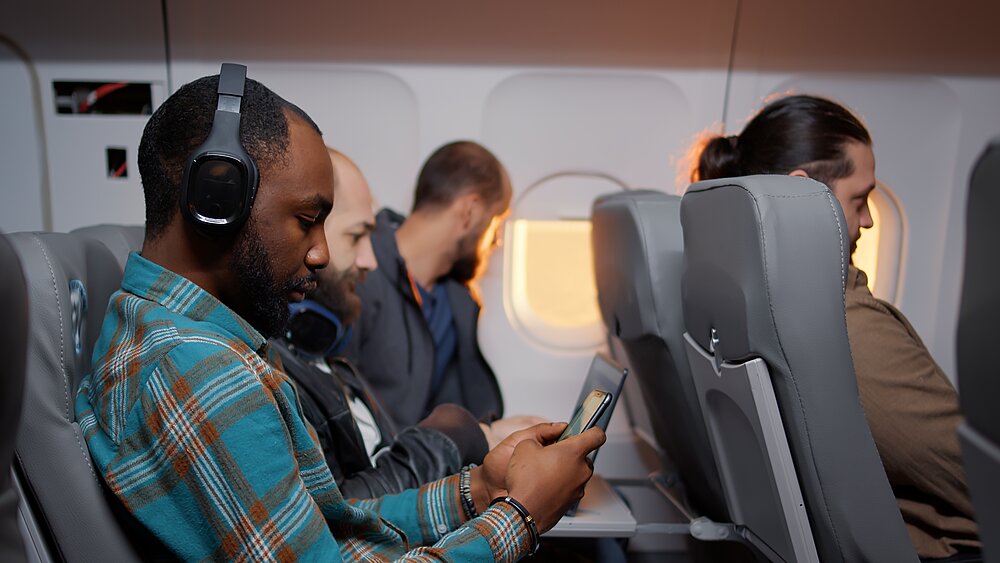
[591,190,728,521]
[8,230,172,562]
[0,232,28,563]
[956,136,1000,562]
[680,175,918,562]
[592,190,760,561]
[70,224,144,269]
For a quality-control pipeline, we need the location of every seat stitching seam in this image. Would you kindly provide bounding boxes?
[759,193,825,199]
[32,235,69,419]
[31,234,98,479]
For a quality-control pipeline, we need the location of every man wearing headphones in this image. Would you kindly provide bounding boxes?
[75,66,603,561]
[272,148,498,498]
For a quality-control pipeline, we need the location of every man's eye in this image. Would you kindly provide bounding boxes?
[299,216,318,229]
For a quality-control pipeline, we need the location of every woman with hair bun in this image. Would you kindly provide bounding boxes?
[692,94,981,561]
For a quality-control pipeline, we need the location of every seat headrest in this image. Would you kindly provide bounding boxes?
[8,230,141,560]
[592,190,733,521]
[71,224,144,269]
[958,136,1000,443]
[681,175,849,366]
[591,189,683,340]
[680,174,915,561]
[12,232,125,390]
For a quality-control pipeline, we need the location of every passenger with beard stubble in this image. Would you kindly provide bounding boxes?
[692,94,981,560]
[273,148,509,498]
[345,141,525,430]
[75,70,604,561]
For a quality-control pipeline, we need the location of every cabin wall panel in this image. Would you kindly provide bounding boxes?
[39,62,166,232]
[0,2,167,232]
[730,0,1000,76]
[477,69,727,420]
[164,0,738,69]
[0,44,46,232]
[0,2,167,63]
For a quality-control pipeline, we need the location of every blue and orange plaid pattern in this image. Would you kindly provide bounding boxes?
[76,252,530,561]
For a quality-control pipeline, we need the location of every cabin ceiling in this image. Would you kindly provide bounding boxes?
[1,0,999,74]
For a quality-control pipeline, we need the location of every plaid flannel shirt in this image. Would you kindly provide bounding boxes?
[76,252,531,562]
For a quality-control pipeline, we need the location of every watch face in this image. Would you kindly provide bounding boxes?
[190,155,247,224]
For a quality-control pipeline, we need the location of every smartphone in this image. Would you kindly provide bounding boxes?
[558,388,612,442]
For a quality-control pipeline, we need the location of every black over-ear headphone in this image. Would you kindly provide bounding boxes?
[179,63,260,231]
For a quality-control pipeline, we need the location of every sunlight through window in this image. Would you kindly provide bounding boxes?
[852,197,881,292]
[509,219,602,330]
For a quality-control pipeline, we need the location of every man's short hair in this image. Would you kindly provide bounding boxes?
[138,74,321,239]
[411,141,505,213]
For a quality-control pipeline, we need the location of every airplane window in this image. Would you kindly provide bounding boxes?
[509,219,600,327]
[504,218,604,349]
[851,182,906,303]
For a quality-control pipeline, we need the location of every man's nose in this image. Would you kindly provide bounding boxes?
[307,233,330,271]
[356,237,377,272]
[861,204,874,229]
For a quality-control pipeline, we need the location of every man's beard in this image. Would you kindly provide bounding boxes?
[311,266,363,325]
[231,219,315,338]
[448,253,479,284]
[447,232,482,285]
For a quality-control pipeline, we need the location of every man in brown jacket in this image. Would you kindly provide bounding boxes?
[818,137,979,559]
[831,141,979,559]
[694,94,980,559]
[777,103,979,560]
[846,266,981,559]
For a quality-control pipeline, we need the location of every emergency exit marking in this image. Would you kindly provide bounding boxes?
[107,147,127,179]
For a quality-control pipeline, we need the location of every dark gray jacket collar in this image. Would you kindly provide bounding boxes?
[371,208,409,289]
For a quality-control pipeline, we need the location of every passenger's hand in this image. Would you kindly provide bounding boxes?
[479,415,549,450]
[471,422,567,514]
[505,426,606,533]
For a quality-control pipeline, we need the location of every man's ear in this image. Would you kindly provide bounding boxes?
[789,169,811,178]
[454,192,483,232]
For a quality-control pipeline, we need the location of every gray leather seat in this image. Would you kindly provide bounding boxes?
[70,225,144,269]
[956,137,1000,562]
[1,233,28,563]
[680,175,917,562]
[591,190,728,521]
[8,231,147,562]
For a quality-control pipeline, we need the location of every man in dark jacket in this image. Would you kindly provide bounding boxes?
[344,141,511,427]
[274,148,493,498]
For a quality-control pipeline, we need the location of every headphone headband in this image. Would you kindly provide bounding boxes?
[179,63,260,231]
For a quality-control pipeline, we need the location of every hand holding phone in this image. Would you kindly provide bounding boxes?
[558,388,612,442]
[503,423,606,533]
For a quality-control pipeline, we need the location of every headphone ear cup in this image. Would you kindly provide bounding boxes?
[285,300,348,358]
[181,154,250,228]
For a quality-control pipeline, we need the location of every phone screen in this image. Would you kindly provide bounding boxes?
[558,389,611,442]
